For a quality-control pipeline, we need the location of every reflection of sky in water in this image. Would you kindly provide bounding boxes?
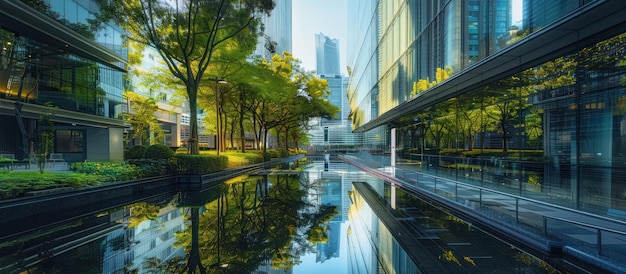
[292,159,359,273]
[293,222,349,273]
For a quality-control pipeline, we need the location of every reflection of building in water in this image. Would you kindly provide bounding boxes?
[316,221,341,263]
[308,158,379,263]
[103,204,185,273]
[1,199,185,273]
[316,172,342,263]
[252,261,294,274]
[347,184,421,274]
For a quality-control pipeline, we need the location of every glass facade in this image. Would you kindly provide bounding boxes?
[315,33,341,76]
[398,32,626,214]
[0,0,128,161]
[253,0,292,61]
[347,1,626,217]
[346,0,591,127]
[1,0,126,118]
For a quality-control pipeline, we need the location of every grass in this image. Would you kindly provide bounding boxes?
[198,151,265,167]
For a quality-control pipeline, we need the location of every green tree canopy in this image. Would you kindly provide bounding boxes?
[95,0,275,154]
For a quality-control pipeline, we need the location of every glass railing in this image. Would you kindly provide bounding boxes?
[342,153,626,271]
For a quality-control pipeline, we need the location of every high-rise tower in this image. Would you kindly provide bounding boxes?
[254,0,293,60]
[315,33,341,75]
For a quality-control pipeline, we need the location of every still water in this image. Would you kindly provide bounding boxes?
[0,158,556,273]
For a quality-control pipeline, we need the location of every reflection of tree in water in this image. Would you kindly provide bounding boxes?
[127,202,160,228]
[144,173,338,273]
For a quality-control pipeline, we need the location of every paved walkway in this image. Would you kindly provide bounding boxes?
[6,162,71,173]
[340,154,626,273]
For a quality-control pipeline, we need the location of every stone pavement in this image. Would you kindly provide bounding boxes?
[7,162,71,173]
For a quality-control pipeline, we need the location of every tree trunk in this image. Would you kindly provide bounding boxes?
[239,106,246,153]
[188,86,200,155]
[14,68,30,158]
[263,126,269,154]
[284,126,289,150]
[186,208,206,274]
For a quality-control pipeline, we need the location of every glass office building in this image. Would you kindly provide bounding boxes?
[254,0,292,61]
[0,0,127,162]
[315,33,341,76]
[347,0,626,217]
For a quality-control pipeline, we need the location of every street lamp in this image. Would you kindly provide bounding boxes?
[212,78,227,156]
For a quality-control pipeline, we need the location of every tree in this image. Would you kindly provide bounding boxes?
[410,66,454,96]
[254,52,338,152]
[36,105,55,173]
[124,91,164,145]
[1,30,40,159]
[96,0,275,154]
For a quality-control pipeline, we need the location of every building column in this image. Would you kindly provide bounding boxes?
[391,128,396,171]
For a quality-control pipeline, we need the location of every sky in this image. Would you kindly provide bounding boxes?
[292,0,348,75]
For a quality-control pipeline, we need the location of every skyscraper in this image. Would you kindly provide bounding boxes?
[254,0,293,61]
[307,33,361,152]
[346,0,626,271]
[315,33,341,76]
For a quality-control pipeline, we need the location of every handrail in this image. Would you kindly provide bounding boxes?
[543,215,626,236]
[398,165,626,228]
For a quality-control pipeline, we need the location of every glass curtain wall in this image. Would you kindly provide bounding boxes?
[345,0,623,215]
[0,0,127,119]
[348,0,584,129]
[396,32,626,215]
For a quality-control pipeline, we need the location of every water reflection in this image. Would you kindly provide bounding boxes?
[161,173,339,273]
[0,158,560,273]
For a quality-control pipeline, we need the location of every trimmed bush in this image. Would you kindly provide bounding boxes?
[126,145,148,160]
[144,144,174,159]
[174,154,228,174]
[126,159,176,177]
[71,162,141,182]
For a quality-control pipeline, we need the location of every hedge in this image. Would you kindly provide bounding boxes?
[174,154,228,174]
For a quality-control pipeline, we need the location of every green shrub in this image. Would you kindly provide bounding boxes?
[225,153,264,168]
[126,145,148,159]
[127,159,176,177]
[144,144,174,159]
[260,149,286,160]
[0,172,101,199]
[71,162,141,182]
[174,154,228,174]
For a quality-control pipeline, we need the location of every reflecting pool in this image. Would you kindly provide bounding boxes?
[0,157,557,273]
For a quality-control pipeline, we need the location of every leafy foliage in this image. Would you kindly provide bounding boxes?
[94,0,275,154]
[144,144,174,159]
[0,172,100,199]
[160,172,337,273]
[123,91,163,146]
[126,145,148,160]
[71,162,141,182]
[174,154,228,174]
[36,111,55,173]
[126,159,177,177]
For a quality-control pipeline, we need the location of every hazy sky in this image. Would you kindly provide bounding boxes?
[292,0,348,75]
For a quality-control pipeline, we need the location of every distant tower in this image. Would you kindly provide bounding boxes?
[320,75,350,121]
[315,33,341,75]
